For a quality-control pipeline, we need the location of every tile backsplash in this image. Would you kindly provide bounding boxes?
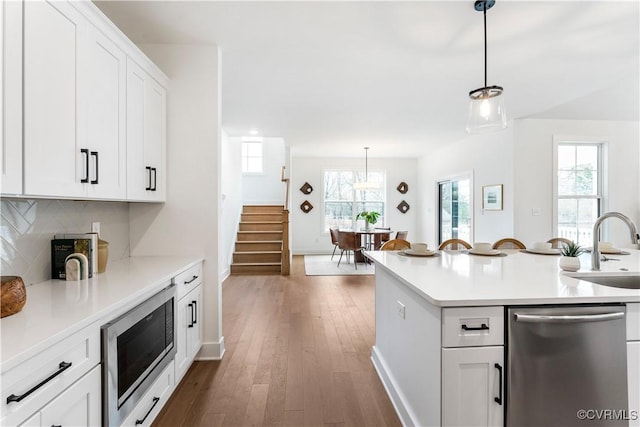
[1,199,130,286]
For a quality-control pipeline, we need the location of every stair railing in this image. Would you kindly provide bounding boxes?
[281,166,291,275]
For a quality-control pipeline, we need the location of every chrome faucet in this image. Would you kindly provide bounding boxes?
[591,212,639,270]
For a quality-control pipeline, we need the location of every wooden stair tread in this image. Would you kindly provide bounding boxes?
[233,251,281,255]
[237,240,282,243]
[240,221,282,224]
[238,230,282,233]
[231,262,282,266]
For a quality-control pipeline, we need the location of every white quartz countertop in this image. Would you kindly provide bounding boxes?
[365,249,640,307]
[0,256,203,372]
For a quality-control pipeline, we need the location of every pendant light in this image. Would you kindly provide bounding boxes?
[353,147,380,190]
[466,0,507,133]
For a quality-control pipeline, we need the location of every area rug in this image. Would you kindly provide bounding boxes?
[304,254,374,276]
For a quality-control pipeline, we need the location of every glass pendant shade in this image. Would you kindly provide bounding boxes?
[466,86,507,133]
[353,147,380,190]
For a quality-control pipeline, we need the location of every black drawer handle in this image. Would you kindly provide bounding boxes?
[494,363,503,405]
[188,303,194,328]
[90,151,99,184]
[135,396,160,425]
[6,361,72,404]
[461,323,489,331]
[184,275,198,285]
[192,300,197,325]
[52,425,62,427]
[80,149,89,183]
[145,166,152,190]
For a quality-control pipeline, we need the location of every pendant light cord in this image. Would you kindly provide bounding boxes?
[483,2,488,88]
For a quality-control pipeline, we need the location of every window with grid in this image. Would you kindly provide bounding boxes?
[241,141,263,173]
[323,170,385,232]
[554,142,605,246]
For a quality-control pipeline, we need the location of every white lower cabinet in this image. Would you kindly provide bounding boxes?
[442,346,504,427]
[175,284,203,382]
[121,359,174,427]
[34,365,101,427]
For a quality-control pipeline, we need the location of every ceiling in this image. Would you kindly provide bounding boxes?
[94,1,640,158]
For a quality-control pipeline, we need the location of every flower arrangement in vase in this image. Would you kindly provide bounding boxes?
[559,241,585,272]
[356,211,380,231]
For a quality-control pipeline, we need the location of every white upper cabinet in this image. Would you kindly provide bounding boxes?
[23,0,86,198]
[1,1,23,196]
[81,24,127,199]
[127,58,166,202]
[16,0,167,202]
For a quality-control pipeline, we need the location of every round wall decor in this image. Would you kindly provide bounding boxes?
[397,182,409,194]
[397,200,410,214]
[300,200,314,213]
[300,182,313,194]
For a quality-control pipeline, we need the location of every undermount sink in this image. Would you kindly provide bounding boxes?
[568,274,640,289]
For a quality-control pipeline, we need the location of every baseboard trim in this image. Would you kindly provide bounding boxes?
[371,346,417,427]
[196,336,226,360]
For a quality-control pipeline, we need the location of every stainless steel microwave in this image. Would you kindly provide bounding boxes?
[101,284,176,426]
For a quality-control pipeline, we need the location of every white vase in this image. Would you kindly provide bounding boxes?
[559,256,581,272]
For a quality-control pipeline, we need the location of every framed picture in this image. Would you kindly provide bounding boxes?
[482,184,503,211]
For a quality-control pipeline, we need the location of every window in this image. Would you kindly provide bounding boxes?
[323,170,385,231]
[241,141,263,173]
[438,176,472,245]
[554,141,606,246]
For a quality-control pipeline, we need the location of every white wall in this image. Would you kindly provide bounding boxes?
[514,119,640,247]
[241,137,286,205]
[291,156,418,254]
[417,127,515,248]
[220,130,243,279]
[128,44,224,359]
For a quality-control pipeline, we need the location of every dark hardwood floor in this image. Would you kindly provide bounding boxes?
[153,255,401,427]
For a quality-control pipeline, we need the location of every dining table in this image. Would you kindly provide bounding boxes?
[352,229,393,262]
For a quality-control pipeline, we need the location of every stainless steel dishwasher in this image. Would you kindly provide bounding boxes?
[507,305,628,426]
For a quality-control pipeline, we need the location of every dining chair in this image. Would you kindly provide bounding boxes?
[374,227,391,250]
[547,237,572,249]
[492,238,526,250]
[395,231,408,240]
[329,228,340,260]
[380,239,411,251]
[337,231,365,269]
[438,238,472,250]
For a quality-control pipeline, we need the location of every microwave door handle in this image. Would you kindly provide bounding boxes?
[514,312,624,324]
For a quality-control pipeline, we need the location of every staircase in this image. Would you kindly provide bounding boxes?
[231,205,284,274]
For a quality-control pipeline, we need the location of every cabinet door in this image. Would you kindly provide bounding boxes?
[40,365,101,427]
[82,24,126,199]
[629,342,640,427]
[1,0,23,195]
[442,346,504,427]
[126,58,166,202]
[23,0,86,198]
[174,292,191,381]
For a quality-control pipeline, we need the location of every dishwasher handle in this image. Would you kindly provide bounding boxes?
[514,311,624,324]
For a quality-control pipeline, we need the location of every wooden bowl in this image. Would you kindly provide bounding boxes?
[1,276,26,318]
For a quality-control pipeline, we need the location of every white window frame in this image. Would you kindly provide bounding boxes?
[241,139,263,174]
[436,171,474,246]
[322,169,386,233]
[552,136,608,243]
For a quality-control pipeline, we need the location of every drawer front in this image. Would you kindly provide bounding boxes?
[174,262,203,300]
[121,359,174,427]
[628,303,639,341]
[442,306,504,348]
[1,323,100,426]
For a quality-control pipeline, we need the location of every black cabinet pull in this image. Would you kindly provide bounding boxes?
[80,149,89,183]
[52,425,62,427]
[184,275,198,285]
[90,151,99,184]
[151,167,157,191]
[494,363,503,405]
[135,396,160,425]
[192,300,197,325]
[6,361,72,404]
[145,166,152,190]
[187,303,194,328]
[461,323,489,331]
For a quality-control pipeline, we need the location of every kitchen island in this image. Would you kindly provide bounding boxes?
[364,249,640,427]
